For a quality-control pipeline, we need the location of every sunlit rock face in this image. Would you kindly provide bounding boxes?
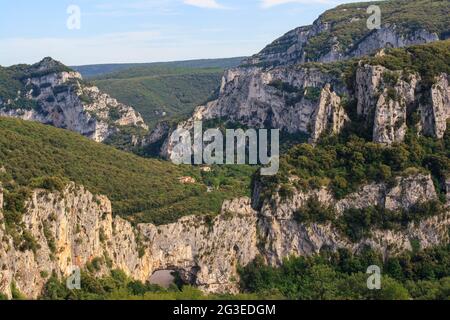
[157,61,449,159]
[1,173,448,298]
[152,2,448,157]
[0,58,147,142]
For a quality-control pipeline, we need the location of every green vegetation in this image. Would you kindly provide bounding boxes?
[38,244,450,300]
[41,269,266,300]
[294,197,445,242]
[259,124,450,201]
[304,0,450,61]
[1,57,244,129]
[367,39,450,88]
[0,58,73,111]
[92,67,224,127]
[267,81,323,106]
[259,41,450,201]
[72,57,244,79]
[0,117,254,225]
[78,58,244,128]
[10,282,27,300]
[337,200,445,241]
[240,244,450,300]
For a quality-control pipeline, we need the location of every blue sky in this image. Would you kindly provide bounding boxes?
[0,0,372,66]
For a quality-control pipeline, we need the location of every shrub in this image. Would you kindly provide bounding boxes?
[294,196,336,224]
[30,176,67,192]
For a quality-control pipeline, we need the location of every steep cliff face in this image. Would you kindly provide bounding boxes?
[152,1,449,158]
[246,23,439,68]
[257,174,449,265]
[428,73,450,138]
[243,1,446,67]
[310,84,349,142]
[160,65,351,159]
[356,66,450,144]
[0,58,148,142]
[159,56,449,159]
[0,185,258,298]
[1,173,448,299]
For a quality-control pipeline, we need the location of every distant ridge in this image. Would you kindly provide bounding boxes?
[72,57,246,79]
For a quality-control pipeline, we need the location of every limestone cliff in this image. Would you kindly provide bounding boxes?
[0,185,257,298]
[151,0,450,157]
[243,1,444,68]
[257,174,449,265]
[0,58,148,142]
[158,58,449,159]
[357,66,450,144]
[1,173,448,299]
[160,65,351,160]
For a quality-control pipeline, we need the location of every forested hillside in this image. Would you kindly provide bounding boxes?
[92,67,224,127]
[0,117,254,225]
[73,58,244,127]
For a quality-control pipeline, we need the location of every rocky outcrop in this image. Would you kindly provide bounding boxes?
[348,25,439,60]
[356,66,450,144]
[0,185,258,298]
[1,173,448,299]
[159,59,449,159]
[243,4,442,68]
[310,84,349,142]
[142,121,171,147]
[0,58,148,142]
[428,73,450,138]
[153,1,449,157]
[159,65,350,159]
[372,74,415,145]
[257,174,449,265]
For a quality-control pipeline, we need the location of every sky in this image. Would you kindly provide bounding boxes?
[0,0,373,66]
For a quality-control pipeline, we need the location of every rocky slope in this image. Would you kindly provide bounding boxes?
[244,0,448,67]
[257,173,449,265]
[0,184,258,298]
[149,0,450,158]
[158,43,449,160]
[1,172,448,299]
[0,58,148,142]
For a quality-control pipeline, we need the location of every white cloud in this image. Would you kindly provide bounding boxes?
[183,0,227,9]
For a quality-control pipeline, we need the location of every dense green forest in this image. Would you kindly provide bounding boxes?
[93,67,224,127]
[79,58,244,127]
[72,57,244,78]
[0,117,254,225]
[239,244,450,300]
[2,244,446,300]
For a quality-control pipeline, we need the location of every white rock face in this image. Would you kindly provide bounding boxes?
[0,186,257,298]
[349,26,439,59]
[1,174,448,299]
[257,174,449,265]
[156,49,449,159]
[356,65,450,145]
[244,18,439,67]
[0,58,148,142]
[310,84,349,142]
[159,61,449,159]
[428,74,450,138]
[160,65,349,159]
